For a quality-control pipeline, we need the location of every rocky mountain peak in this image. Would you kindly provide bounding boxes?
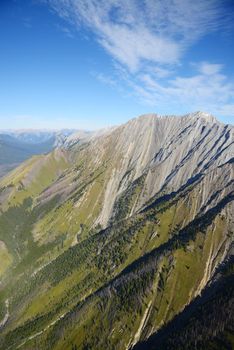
[127,111,220,130]
[188,111,219,123]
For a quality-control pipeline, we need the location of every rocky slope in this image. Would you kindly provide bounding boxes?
[0,112,233,349]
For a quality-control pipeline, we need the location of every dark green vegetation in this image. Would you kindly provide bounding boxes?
[0,115,233,349]
[134,257,234,350]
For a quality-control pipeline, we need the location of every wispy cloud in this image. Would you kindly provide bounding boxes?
[92,72,117,87]
[131,65,234,117]
[57,25,74,38]
[197,62,224,75]
[44,0,234,118]
[47,0,227,71]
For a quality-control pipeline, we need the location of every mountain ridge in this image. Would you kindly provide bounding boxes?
[0,111,233,350]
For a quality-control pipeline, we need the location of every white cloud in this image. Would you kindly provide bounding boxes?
[97,25,180,71]
[197,62,224,75]
[148,66,172,79]
[130,65,234,117]
[44,0,234,119]
[47,0,226,71]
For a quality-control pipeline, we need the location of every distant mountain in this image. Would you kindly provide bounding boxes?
[0,112,233,350]
[1,130,65,144]
[0,129,77,178]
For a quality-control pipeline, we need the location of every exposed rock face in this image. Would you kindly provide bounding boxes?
[63,112,233,227]
[27,112,233,231]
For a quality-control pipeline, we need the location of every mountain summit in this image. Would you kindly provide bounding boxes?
[0,112,233,350]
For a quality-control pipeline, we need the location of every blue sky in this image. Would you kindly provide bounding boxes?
[0,0,234,129]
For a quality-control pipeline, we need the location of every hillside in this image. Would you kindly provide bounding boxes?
[134,256,234,350]
[0,130,76,178]
[0,112,233,350]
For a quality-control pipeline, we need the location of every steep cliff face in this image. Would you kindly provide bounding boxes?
[91,112,233,225]
[32,111,233,231]
[0,112,233,350]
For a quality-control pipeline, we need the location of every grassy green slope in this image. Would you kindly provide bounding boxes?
[0,148,71,280]
[0,165,232,350]
[0,135,56,178]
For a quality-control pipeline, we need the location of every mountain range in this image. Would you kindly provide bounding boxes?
[0,112,233,350]
[0,129,80,178]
